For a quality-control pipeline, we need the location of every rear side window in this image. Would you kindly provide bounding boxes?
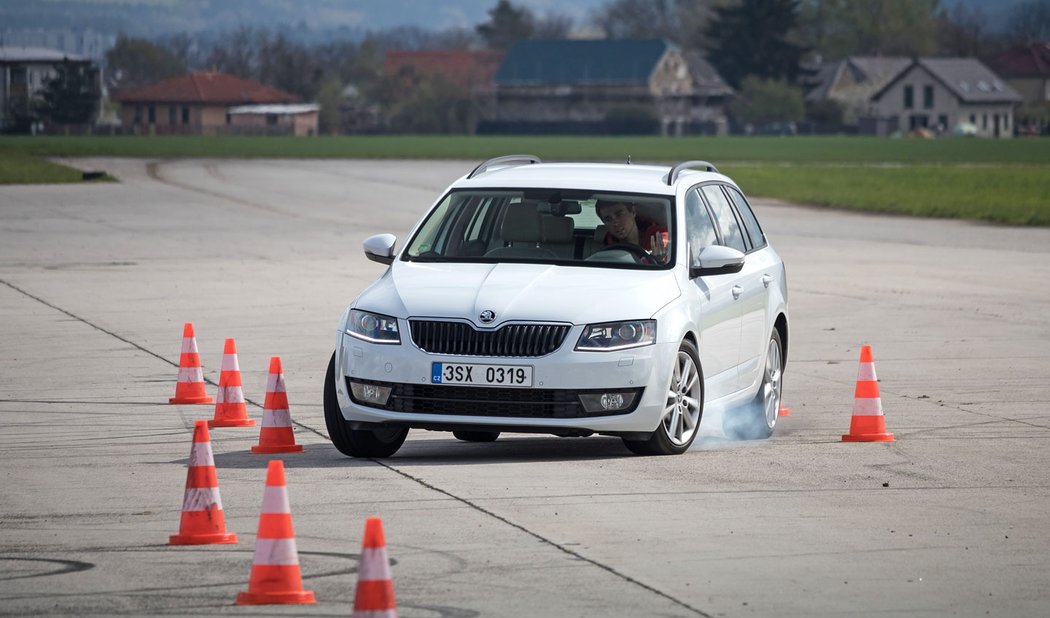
[724,186,766,250]
[685,189,718,268]
[701,185,746,253]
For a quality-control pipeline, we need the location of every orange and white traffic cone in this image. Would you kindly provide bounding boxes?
[169,420,237,545]
[353,517,397,618]
[169,322,213,405]
[841,345,895,442]
[251,357,304,454]
[209,338,255,428]
[236,460,316,606]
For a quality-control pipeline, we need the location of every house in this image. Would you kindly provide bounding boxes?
[384,49,504,94]
[0,46,98,131]
[114,71,299,136]
[869,58,1023,138]
[226,104,319,136]
[806,57,911,126]
[986,42,1050,134]
[382,49,504,133]
[488,38,731,136]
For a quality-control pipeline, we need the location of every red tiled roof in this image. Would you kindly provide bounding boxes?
[384,50,504,90]
[987,42,1050,79]
[115,71,299,104]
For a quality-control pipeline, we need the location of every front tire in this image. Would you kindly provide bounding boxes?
[623,339,703,456]
[324,352,408,458]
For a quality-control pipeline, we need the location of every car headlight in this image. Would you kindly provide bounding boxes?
[575,320,656,352]
[346,309,401,344]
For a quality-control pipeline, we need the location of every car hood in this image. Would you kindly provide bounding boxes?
[357,261,681,326]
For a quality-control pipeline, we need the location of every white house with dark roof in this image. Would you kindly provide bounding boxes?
[868,58,1023,138]
[806,57,912,125]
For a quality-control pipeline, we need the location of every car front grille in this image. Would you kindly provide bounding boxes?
[348,378,642,418]
[409,320,570,357]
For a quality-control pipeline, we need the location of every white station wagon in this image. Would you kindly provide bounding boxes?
[324,156,788,457]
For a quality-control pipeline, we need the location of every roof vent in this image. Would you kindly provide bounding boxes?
[977,80,991,92]
[960,80,970,92]
[992,79,1003,91]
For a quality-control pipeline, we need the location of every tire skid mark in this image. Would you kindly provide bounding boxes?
[145,160,346,226]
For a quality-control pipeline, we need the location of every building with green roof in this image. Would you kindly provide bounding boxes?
[486,38,731,136]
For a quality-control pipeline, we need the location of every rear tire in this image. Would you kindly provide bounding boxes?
[324,352,408,458]
[623,339,703,456]
[453,430,500,442]
[725,329,783,440]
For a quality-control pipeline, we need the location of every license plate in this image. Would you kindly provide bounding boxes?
[431,363,533,387]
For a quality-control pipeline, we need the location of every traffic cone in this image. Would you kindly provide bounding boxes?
[169,323,213,404]
[236,460,316,605]
[841,345,895,442]
[169,420,237,545]
[209,338,255,428]
[779,403,791,417]
[251,357,304,454]
[353,517,397,618]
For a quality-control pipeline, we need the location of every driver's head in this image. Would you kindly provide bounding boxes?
[596,200,638,242]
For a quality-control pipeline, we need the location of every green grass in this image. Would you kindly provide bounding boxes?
[2,135,1048,225]
[0,151,90,184]
[724,164,1050,226]
[4,134,1050,164]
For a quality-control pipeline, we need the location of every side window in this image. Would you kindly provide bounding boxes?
[685,189,718,268]
[724,186,766,250]
[701,185,746,253]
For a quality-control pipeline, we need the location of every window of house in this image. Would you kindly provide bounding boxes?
[924,85,934,109]
[148,106,156,123]
[970,113,976,124]
[983,114,988,129]
[938,114,949,130]
[182,107,190,124]
[134,105,142,122]
[904,85,914,109]
[168,106,176,125]
[266,114,278,126]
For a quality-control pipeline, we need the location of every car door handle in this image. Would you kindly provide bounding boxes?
[732,285,743,299]
[761,274,774,288]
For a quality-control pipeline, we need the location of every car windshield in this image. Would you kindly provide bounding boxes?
[404,189,674,268]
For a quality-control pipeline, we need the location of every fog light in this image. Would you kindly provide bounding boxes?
[579,391,637,413]
[350,381,392,405]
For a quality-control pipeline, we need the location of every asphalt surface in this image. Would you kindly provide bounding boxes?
[1,158,1048,617]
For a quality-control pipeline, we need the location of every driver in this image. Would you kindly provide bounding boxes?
[595,200,669,263]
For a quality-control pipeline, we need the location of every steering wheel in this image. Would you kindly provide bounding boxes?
[591,242,652,264]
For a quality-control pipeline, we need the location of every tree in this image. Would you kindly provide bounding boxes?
[796,0,940,59]
[105,35,185,89]
[1005,0,1050,43]
[593,0,715,46]
[477,0,534,49]
[316,78,345,134]
[35,59,100,126]
[706,0,808,88]
[729,76,805,127]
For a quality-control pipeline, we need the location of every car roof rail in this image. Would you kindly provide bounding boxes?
[664,160,719,185]
[467,154,542,179]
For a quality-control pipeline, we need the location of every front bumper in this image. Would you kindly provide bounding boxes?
[334,329,675,434]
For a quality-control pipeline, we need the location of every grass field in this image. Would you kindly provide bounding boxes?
[2,135,1048,225]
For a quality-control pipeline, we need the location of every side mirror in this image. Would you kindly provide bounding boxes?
[363,233,397,265]
[690,245,745,278]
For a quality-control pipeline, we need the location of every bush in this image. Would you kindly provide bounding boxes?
[605,104,659,135]
[730,76,804,127]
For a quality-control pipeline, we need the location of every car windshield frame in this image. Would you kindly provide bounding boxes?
[401,187,677,270]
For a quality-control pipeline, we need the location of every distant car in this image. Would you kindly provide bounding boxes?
[324,156,789,457]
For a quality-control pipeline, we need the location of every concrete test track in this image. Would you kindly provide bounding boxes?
[1,158,1048,617]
